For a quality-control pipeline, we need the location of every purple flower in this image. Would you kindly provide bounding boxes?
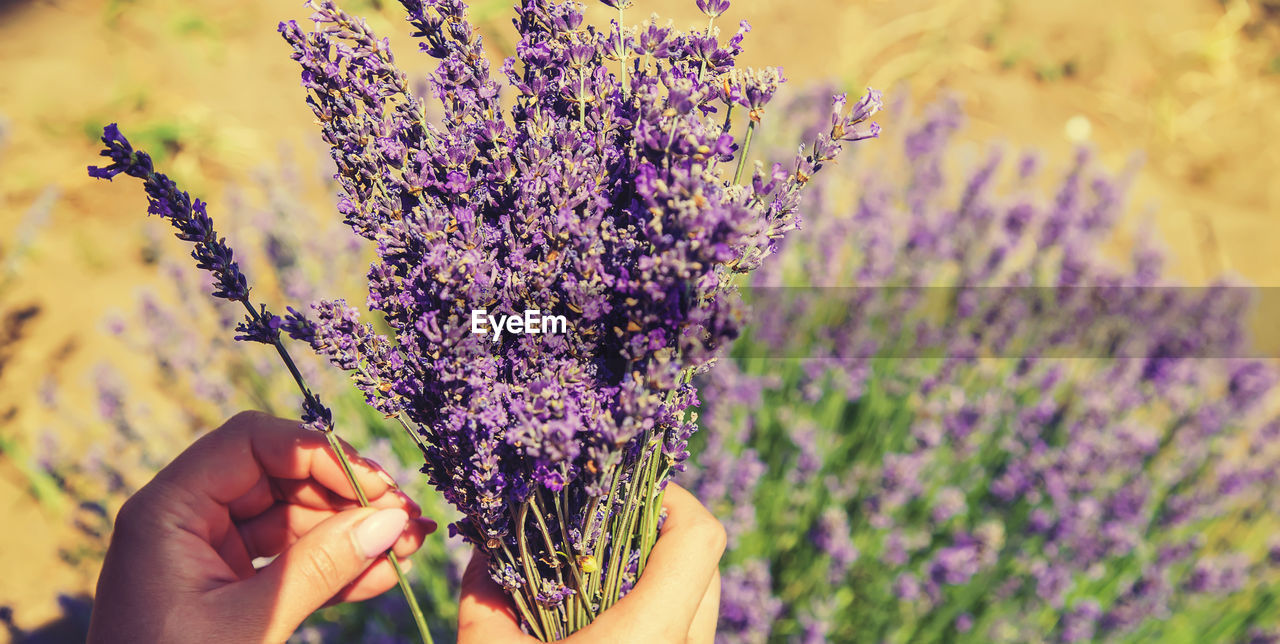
[723,67,785,116]
[1060,600,1101,643]
[534,580,576,608]
[233,306,282,344]
[87,123,153,180]
[810,506,858,583]
[1030,559,1072,608]
[893,572,922,601]
[696,0,731,19]
[1227,360,1277,411]
[1247,628,1280,644]
[89,126,253,303]
[300,395,334,432]
[719,560,781,644]
[928,535,984,586]
[931,486,967,523]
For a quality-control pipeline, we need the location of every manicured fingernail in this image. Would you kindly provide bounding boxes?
[398,491,422,516]
[354,508,409,559]
[415,516,438,534]
[376,470,399,489]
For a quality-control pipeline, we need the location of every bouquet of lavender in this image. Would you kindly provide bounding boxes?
[88,0,880,639]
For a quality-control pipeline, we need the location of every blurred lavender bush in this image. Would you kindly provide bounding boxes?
[681,94,1280,643]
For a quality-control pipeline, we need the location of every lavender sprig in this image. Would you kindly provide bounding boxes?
[87,124,435,644]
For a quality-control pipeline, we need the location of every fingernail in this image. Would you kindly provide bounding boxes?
[415,516,438,533]
[398,491,422,516]
[354,508,409,559]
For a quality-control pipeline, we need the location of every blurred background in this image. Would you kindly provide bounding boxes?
[1,0,1279,641]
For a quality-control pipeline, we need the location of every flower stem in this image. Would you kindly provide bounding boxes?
[617,6,629,94]
[698,16,715,80]
[530,497,570,630]
[241,300,434,644]
[515,501,557,641]
[578,67,588,129]
[733,119,757,185]
[721,103,735,136]
[500,542,546,638]
[586,463,624,601]
[635,451,666,577]
[600,438,655,608]
[553,490,597,623]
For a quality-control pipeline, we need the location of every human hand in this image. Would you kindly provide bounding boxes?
[456,483,725,643]
[87,411,436,643]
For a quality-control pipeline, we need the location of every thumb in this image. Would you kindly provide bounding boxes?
[215,507,410,641]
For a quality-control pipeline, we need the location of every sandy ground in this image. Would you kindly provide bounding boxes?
[1,0,1278,634]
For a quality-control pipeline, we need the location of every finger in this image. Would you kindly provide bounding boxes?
[577,483,726,642]
[326,555,411,605]
[388,517,436,559]
[154,411,400,512]
[227,475,421,525]
[261,478,362,516]
[237,503,335,559]
[215,521,258,581]
[209,506,410,641]
[687,568,721,644]
[257,478,420,517]
[225,470,275,520]
[238,502,435,560]
[458,549,538,643]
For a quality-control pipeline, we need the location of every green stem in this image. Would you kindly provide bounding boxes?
[389,555,432,641]
[721,103,735,136]
[697,16,715,80]
[553,490,598,623]
[636,460,667,577]
[733,119,757,185]
[515,502,556,640]
[501,543,546,638]
[634,370,690,578]
[578,67,588,129]
[241,300,434,644]
[601,440,653,608]
[530,496,571,633]
[617,6,629,93]
[587,463,625,601]
[392,412,432,460]
[600,465,639,606]
[510,590,546,642]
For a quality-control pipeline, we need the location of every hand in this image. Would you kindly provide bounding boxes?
[457,483,725,644]
[87,411,436,643]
